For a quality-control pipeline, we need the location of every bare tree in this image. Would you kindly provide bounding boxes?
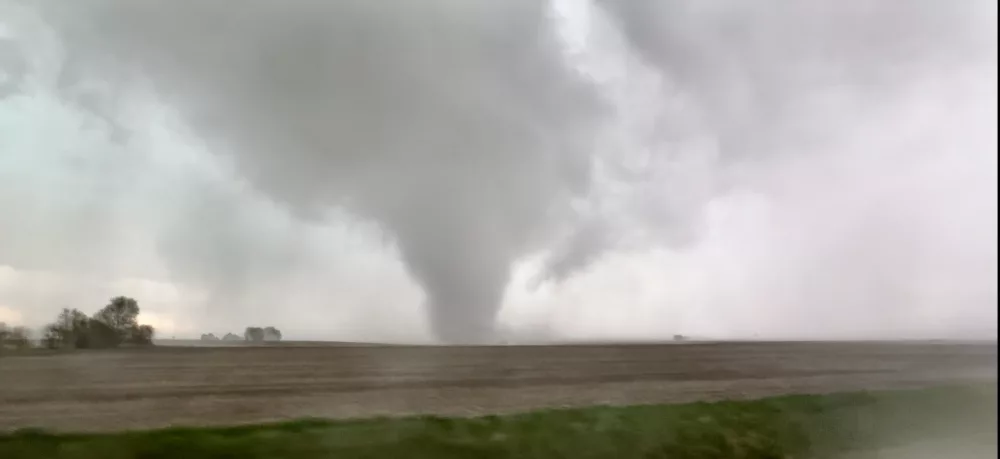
[45,308,91,349]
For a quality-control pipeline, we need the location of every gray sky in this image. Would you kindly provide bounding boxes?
[0,0,996,343]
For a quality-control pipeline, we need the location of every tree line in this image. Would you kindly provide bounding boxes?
[0,296,155,351]
[43,296,155,349]
[200,326,282,343]
[0,323,31,350]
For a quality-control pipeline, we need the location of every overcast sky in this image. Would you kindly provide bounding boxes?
[0,0,996,343]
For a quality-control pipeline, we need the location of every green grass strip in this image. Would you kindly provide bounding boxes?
[1,385,995,459]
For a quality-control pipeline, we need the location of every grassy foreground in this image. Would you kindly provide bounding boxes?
[0,385,995,459]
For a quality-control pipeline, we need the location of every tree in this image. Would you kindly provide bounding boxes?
[244,327,265,342]
[84,319,121,349]
[222,333,241,341]
[0,323,30,350]
[130,324,155,346]
[92,297,155,346]
[93,297,140,338]
[44,308,91,349]
[201,333,220,341]
[263,326,282,342]
[41,298,155,350]
[57,308,89,331]
[42,324,65,349]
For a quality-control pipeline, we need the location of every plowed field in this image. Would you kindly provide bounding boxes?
[1,341,995,432]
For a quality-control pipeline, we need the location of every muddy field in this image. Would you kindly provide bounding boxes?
[0,341,995,432]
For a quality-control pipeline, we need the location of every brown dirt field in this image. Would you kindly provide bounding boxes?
[0,341,995,432]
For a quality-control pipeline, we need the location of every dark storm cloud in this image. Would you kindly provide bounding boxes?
[594,0,992,160]
[0,37,26,98]
[31,0,605,343]
[531,0,997,288]
[11,0,995,342]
